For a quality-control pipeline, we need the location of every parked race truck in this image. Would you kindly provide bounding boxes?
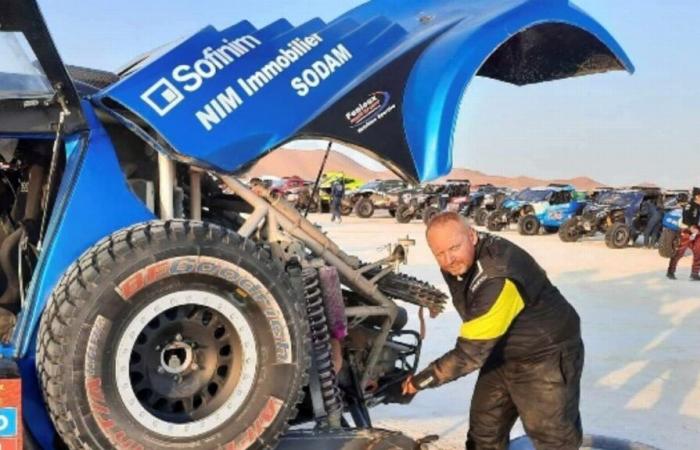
[0,0,632,448]
[486,185,578,234]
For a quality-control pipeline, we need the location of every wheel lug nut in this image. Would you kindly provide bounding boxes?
[175,333,183,342]
[191,363,199,370]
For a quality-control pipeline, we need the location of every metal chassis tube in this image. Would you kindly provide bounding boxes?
[220,175,398,390]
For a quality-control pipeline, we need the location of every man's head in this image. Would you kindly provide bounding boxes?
[693,187,700,205]
[426,212,478,277]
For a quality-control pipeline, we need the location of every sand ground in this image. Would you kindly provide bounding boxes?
[311,212,700,450]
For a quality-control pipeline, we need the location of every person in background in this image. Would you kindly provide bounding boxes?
[667,187,700,280]
[330,176,345,223]
[641,197,663,248]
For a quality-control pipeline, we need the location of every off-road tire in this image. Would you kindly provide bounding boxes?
[340,199,353,216]
[474,208,489,227]
[605,222,631,249]
[395,204,414,224]
[658,228,680,258]
[422,206,440,226]
[558,218,582,243]
[486,211,506,232]
[354,198,375,218]
[518,214,540,236]
[38,220,309,450]
[363,269,448,316]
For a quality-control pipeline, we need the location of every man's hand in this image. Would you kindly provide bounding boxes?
[402,375,418,395]
[382,376,418,404]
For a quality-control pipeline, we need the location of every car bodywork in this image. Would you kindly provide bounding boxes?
[487,185,578,232]
[559,189,663,247]
[0,0,632,446]
[93,0,633,184]
[348,179,408,217]
[317,172,364,211]
[540,191,588,229]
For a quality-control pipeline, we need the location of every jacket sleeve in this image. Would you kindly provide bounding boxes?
[682,204,698,228]
[411,277,524,390]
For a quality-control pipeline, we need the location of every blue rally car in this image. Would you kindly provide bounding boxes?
[0,0,632,448]
[486,184,583,235]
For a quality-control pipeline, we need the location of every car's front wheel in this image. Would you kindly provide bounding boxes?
[658,228,680,258]
[474,208,489,227]
[38,221,308,450]
[395,204,414,223]
[605,222,631,249]
[354,198,375,218]
[486,211,506,232]
[422,206,440,225]
[558,218,582,242]
[518,214,540,235]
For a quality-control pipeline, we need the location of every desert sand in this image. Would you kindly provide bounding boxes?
[313,212,700,450]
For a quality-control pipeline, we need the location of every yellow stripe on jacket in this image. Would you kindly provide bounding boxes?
[460,279,524,340]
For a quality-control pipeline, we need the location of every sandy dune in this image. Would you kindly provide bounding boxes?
[313,212,699,450]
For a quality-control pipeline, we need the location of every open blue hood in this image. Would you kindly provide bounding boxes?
[94,0,633,183]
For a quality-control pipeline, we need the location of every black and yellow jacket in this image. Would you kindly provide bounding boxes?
[412,233,580,390]
[682,201,700,228]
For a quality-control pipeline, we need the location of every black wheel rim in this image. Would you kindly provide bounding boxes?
[128,304,242,423]
[614,228,628,246]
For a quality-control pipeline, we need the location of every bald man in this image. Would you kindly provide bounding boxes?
[397,212,584,450]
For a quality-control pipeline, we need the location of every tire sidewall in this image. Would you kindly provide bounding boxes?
[518,214,539,235]
[396,205,413,223]
[606,223,630,249]
[559,218,580,242]
[44,225,304,449]
[355,198,374,218]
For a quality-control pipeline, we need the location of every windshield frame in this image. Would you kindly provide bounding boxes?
[516,189,551,203]
[597,191,642,207]
[0,32,54,100]
[0,0,86,134]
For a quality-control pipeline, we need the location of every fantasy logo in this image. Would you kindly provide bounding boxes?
[345,91,393,131]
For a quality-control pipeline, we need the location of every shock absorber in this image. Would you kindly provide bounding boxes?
[302,268,343,428]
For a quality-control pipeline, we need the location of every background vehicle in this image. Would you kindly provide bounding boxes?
[658,208,683,257]
[486,185,576,234]
[655,190,688,257]
[539,190,588,234]
[602,188,664,249]
[465,184,509,225]
[422,179,471,224]
[558,189,664,248]
[316,172,364,214]
[394,184,443,223]
[349,179,407,218]
[0,0,632,447]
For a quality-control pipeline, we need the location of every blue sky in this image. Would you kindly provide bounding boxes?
[38,0,699,188]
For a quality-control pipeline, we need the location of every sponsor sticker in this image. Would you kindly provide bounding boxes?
[345,91,396,133]
[0,379,21,450]
[140,78,185,116]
